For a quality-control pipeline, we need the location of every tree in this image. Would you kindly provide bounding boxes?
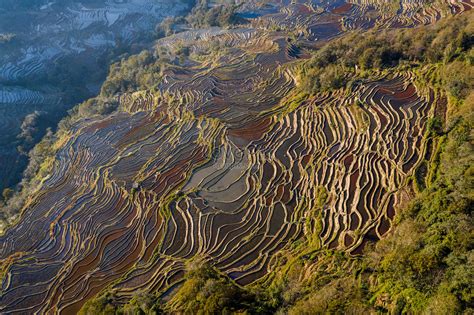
[2,188,14,201]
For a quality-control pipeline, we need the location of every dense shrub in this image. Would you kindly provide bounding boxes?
[365,90,473,313]
[100,50,165,97]
[300,11,474,95]
[186,0,243,29]
[79,292,119,315]
[80,259,261,314]
[443,60,474,99]
[168,259,258,314]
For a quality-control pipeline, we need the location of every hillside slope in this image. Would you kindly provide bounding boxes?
[0,0,193,192]
[0,0,472,314]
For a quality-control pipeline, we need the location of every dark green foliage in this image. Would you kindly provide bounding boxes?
[156,16,180,37]
[169,259,259,314]
[414,161,428,192]
[77,97,119,117]
[300,12,473,95]
[79,292,118,315]
[443,60,474,99]
[186,0,243,29]
[287,277,369,314]
[122,293,163,315]
[80,292,163,315]
[154,1,241,48]
[367,99,473,311]
[101,50,166,97]
[427,116,444,136]
[2,188,14,202]
[82,291,163,315]
[301,64,351,93]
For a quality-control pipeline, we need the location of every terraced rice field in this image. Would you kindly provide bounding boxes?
[0,0,468,313]
[0,0,192,191]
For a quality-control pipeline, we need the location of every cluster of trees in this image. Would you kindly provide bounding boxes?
[185,0,243,29]
[100,50,167,97]
[156,0,244,37]
[80,259,261,315]
[0,128,57,229]
[300,11,473,95]
[17,111,44,145]
[167,259,260,314]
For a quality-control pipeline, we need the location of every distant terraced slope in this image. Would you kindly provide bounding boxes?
[0,0,192,191]
[0,0,470,313]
